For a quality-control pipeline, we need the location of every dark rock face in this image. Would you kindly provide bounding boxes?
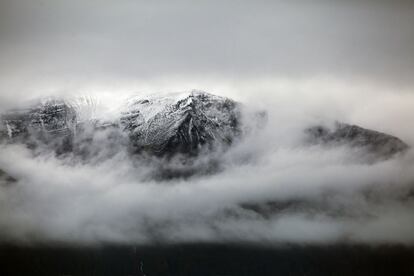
[120,91,242,156]
[306,122,409,159]
[0,100,77,153]
[1,100,76,138]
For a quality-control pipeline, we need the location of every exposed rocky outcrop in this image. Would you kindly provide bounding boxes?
[306,122,409,159]
[0,99,76,154]
[0,99,76,139]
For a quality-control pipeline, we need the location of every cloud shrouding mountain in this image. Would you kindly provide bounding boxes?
[0,87,413,245]
[0,0,414,245]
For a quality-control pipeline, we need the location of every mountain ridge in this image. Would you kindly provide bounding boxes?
[0,91,408,163]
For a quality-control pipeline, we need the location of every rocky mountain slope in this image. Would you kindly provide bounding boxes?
[306,122,408,159]
[0,91,246,158]
[0,99,76,139]
[0,91,408,163]
[0,99,76,154]
[120,91,241,156]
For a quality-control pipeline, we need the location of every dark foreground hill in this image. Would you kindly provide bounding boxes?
[1,244,414,276]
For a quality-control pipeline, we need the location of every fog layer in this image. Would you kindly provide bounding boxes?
[0,86,413,245]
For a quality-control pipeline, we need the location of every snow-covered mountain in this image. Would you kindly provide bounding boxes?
[0,91,248,157]
[120,91,241,155]
[0,91,408,162]
[0,99,77,154]
[0,99,76,139]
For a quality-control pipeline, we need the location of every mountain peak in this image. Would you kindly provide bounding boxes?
[121,91,241,156]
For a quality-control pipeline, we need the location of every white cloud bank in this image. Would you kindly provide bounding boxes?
[0,81,413,246]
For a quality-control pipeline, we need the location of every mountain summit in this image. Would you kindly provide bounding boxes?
[120,91,242,156]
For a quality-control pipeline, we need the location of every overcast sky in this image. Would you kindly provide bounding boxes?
[1,0,414,102]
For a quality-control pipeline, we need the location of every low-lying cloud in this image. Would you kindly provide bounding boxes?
[0,83,413,246]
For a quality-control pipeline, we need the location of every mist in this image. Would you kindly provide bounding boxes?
[0,85,413,245]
